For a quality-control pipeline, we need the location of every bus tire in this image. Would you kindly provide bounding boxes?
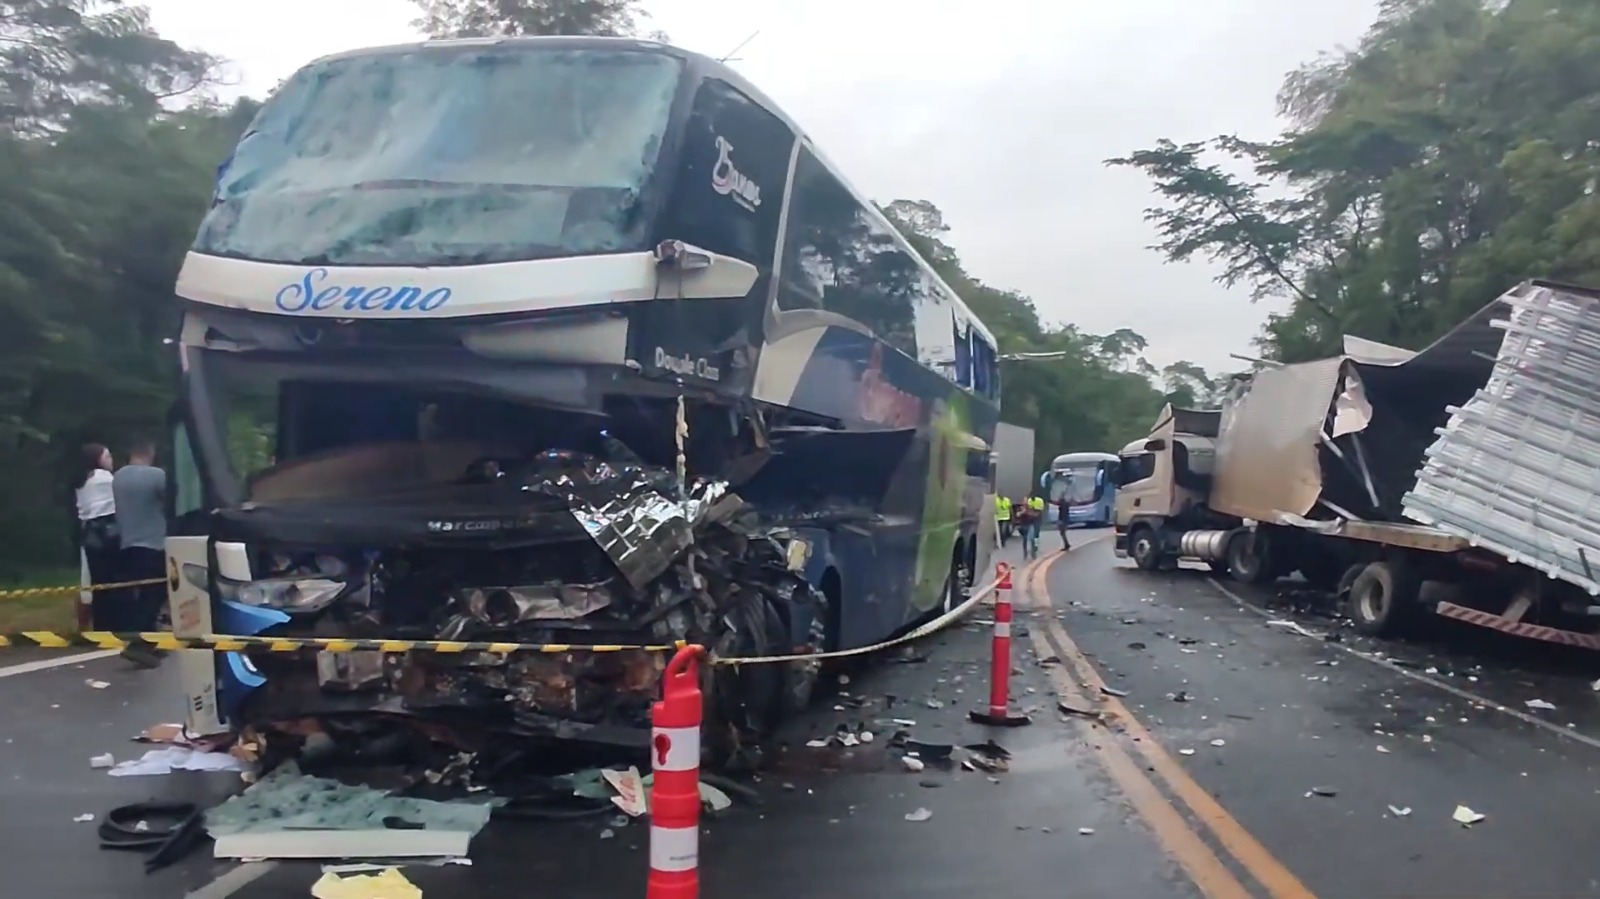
[1347,559,1422,638]
[941,546,970,616]
[1227,530,1274,585]
[1130,526,1162,571]
[704,587,787,770]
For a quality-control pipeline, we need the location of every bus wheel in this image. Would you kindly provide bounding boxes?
[775,579,825,717]
[704,587,786,770]
[1130,526,1162,571]
[1347,558,1422,638]
[942,552,971,616]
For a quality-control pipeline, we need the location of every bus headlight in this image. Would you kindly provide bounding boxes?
[220,577,345,614]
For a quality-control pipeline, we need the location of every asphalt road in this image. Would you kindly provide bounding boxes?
[1045,537,1600,898]
[3,530,1595,898]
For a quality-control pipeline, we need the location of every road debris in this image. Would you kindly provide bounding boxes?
[905,807,933,822]
[602,767,646,817]
[1525,699,1557,711]
[1100,685,1130,698]
[85,678,109,689]
[1178,749,1196,756]
[1208,739,1226,747]
[1388,805,1411,817]
[1308,787,1338,798]
[73,813,95,823]
[1452,805,1486,827]
[108,746,250,777]
[89,753,114,769]
[310,867,422,899]
[1169,690,1191,703]
[902,757,926,773]
[1078,827,1095,835]
[1057,700,1107,722]
[1376,746,1390,754]
[206,763,495,860]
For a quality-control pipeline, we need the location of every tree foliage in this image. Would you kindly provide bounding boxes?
[1110,0,1600,362]
[0,0,246,575]
[880,202,1190,466]
[411,0,664,40]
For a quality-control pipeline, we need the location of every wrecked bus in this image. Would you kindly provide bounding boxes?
[161,36,1001,764]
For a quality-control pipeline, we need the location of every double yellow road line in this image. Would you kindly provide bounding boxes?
[1022,545,1316,899]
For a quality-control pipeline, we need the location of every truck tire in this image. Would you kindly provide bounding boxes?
[1227,531,1274,585]
[1347,559,1422,638]
[1129,526,1162,571]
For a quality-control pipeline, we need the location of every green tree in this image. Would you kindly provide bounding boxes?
[1110,0,1600,362]
[411,0,665,39]
[0,2,246,575]
[882,201,1176,462]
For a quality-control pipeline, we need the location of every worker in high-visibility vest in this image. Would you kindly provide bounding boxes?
[995,495,1013,546]
[1017,492,1046,560]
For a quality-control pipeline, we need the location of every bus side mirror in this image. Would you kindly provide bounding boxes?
[1144,438,1166,452]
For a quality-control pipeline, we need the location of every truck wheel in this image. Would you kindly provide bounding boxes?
[1130,526,1161,571]
[1347,559,1422,638]
[1227,531,1274,585]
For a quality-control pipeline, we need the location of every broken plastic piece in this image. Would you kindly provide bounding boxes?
[901,757,926,773]
[904,807,932,822]
[1452,805,1485,826]
[1525,699,1556,711]
[89,754,114,769]
[1388,805,1411,817]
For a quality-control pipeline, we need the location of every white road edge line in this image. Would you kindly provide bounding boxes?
[0,649,119,678]
[183,861,278,899]
[1205,576,1600,753]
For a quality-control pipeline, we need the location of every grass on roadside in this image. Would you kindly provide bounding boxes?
[0,566,85,633]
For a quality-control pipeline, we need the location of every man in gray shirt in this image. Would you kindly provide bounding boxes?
[113,437,167,667]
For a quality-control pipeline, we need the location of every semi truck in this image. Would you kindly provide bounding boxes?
[1112,280,1600,651]
[993,423,1035,506]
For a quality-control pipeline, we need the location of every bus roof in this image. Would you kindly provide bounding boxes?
[293,36,995,347]
[1051,452,1119,466]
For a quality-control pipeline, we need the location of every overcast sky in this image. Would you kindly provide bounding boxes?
[144,0,1381,371]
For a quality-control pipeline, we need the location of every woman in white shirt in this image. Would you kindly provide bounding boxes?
[75,443,119,628]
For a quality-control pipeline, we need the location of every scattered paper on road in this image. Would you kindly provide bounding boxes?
[310,867,421,899]
[108,746,250,777]
[1452,805,1486,826]
[603,766,647,817]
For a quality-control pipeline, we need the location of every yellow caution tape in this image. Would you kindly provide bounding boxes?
[0,572,1008,662]
[0,577,166,600]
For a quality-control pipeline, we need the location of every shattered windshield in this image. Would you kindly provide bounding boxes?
[193,351,610,504]
[193,46,683,267]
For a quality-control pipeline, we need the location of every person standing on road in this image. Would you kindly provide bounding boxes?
[1024,492,1045,559]
[1055,495,1072,551]
[995,494,1012,547]
[74,443,119,630]
[112,437,167,668]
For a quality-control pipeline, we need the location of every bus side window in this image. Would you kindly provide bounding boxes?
[779,146,919,359]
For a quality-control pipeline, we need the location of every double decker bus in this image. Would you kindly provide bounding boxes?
[162,36,1002,754]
